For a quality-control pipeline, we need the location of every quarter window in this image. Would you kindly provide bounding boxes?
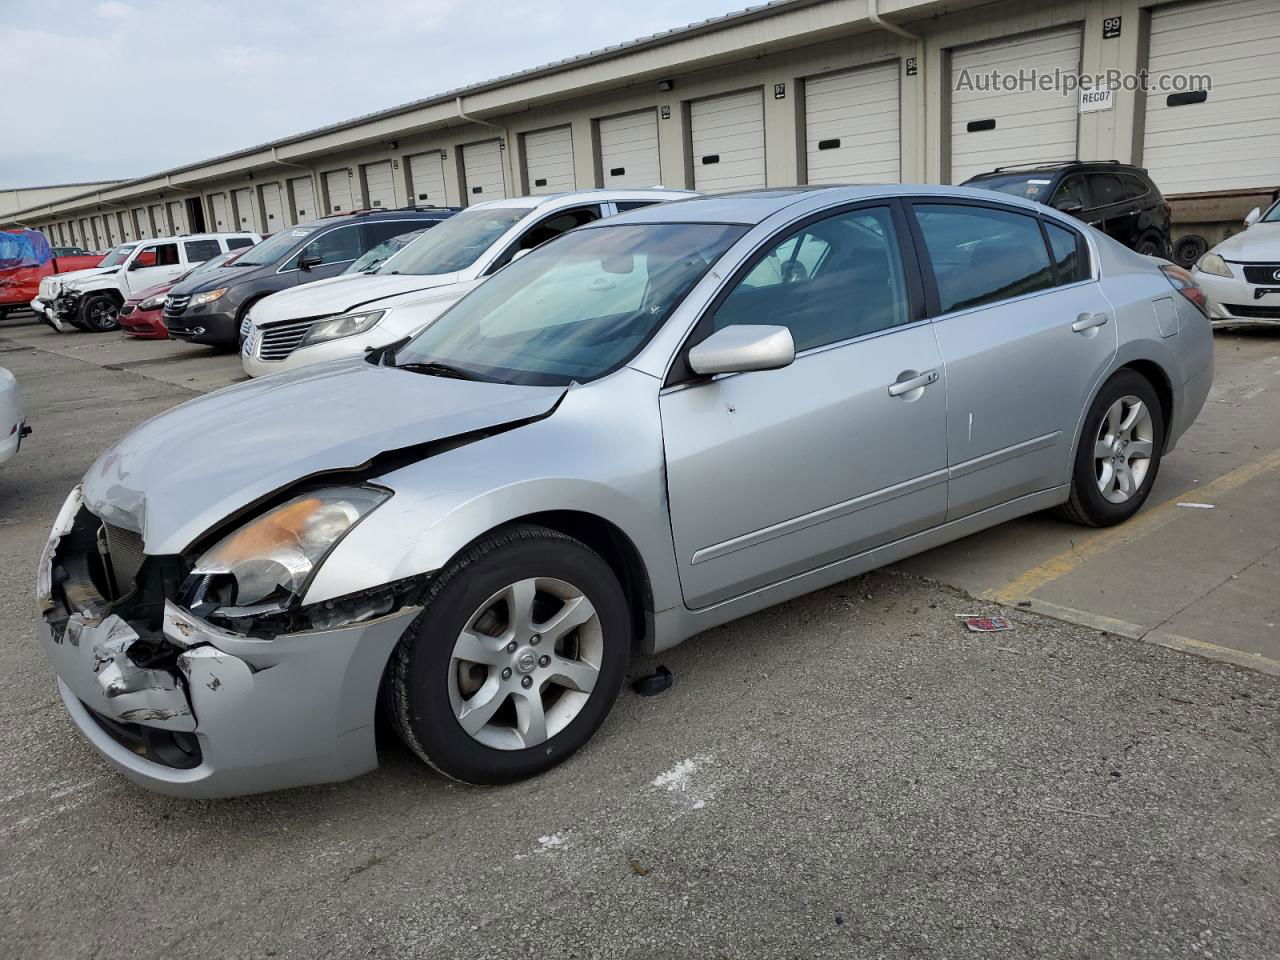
[913,204,1055,314]
[1044,221,1089,284]
[1087,173,1126,207]
[712,206,910,351]
[183,239,222,263]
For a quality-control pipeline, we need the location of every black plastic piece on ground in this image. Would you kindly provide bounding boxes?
[633,665,673,697]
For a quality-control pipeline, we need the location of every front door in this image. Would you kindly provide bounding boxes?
[124,241,186,296]
[909,200,1118,518]
[661,203,948,608]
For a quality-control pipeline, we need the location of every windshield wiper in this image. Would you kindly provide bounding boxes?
[395,361,480,381]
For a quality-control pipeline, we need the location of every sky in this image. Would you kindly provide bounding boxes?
[0,0,745,187]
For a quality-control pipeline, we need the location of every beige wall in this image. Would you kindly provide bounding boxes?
[10,0,1251,237]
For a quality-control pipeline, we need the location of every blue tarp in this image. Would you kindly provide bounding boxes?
[0,229,54,270]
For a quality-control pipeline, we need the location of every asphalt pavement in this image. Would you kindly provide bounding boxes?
[2,312,1278,960]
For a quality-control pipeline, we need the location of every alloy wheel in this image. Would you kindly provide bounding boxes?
[448,577,602,751]
[1094,395,1155,504]
[87,299,119,331]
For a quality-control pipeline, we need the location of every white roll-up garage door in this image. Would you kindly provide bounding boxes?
[148,205,165,237]
[363,161,396,208]
[260,182,285,229]
[1143,0,1280,194]
[690,89,766,193]
[289,176,316,221]
[209,193,230,231]
[804,61,901,184]
[598,110,660,188]
[522,126,575,195]
[133,208,150,239]
[231,188,253,231]
[462,140,508,204]
[168,201,188,235]
[101,215,115,247]
[324,169,354,214]
[118,212,133,242]
[408,151,447,206]
[948,26,1082,183]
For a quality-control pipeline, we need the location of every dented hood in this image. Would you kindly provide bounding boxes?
[1215,222,1280,262]
[82,360,565,555]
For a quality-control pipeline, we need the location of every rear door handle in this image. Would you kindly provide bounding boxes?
[1071,312,1109,332]
[887,369,938,397]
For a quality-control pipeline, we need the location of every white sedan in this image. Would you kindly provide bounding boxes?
[1192,202,1280,326]
[1,366,29,467]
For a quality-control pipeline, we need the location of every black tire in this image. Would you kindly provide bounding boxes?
[1055,369,1165,527]
[1172,234,1208,269]
[1134,233,1165,258]
[385,524,630,784]
[80,293,121,332]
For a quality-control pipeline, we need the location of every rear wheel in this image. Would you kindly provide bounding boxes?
[1055,370,1165,527]
[80,293,120,332]
[385,524,630,784]
[1134,233,1166,258]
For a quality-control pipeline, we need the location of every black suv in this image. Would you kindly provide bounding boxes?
[164,207,457,347]
[963,162,1171,258]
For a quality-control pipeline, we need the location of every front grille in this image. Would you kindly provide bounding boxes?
[1241,263,1280,284]
[163,294,190,318]
[102,522,146,595]
[256,316,324,362]
[1223,303,1280,319]
[239,315,252,339]
[119,304,135,317]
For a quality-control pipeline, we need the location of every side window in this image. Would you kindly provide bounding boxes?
[712,205,910,352]
[913,204,1055,314]
[183,239,222,263]
[1118,173,1149,202]
[225,237,255,250]
[133,243,177,268]
[1087,173,1124,208]
[297,225,361,265]
[614,200,660,212]
[363,220,431,247]
[1051,175,1088,210]
[1044,221,1090,284]
[488,205,604,273]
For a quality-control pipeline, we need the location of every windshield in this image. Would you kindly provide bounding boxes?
[966,173,1056,202]
[177,248,243,282]
[234,225,318,266]
[376,206,527,276]
[1262,201,1280,223]
[393,222,747,386]
[344,230,424,274]
[100,244,136,268]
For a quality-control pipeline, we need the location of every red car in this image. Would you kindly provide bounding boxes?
[0,229,102,318]
[119,246,251,339]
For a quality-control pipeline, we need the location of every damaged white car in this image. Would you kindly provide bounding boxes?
[1,366,30,467]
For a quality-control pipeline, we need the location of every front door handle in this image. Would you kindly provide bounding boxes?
[887,369,938,397]
[1071,312,1109,332]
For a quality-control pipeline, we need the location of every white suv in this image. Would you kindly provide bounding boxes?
[241,189,693,377]
[43,232,260,333]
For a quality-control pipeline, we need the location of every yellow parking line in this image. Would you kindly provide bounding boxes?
[987,447,1280,604]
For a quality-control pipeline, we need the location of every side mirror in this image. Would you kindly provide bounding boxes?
[1053,198,1084,215]
[688,324,795,377]
[297,253,323,271]
[1244,207,1261,226]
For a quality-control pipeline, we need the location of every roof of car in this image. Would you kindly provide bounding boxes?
[141,231,260,246]
[468,188,698,212]
[587,184,1059,226]
[970,160,1147,177]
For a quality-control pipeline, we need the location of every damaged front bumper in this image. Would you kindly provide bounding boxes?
[38,488,421,799]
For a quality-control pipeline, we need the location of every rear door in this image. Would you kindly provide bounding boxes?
[908,200,1117,518]
[661,202,948,608]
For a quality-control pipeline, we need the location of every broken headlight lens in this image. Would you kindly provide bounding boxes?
[190,287,228,306]
[299,310,386,347]
[194,487,389,606]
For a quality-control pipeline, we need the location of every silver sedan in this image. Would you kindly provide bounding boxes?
[37,185,1214,797]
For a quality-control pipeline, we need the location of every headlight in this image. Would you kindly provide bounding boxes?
[1195,253,1232,278]
[193,486,388,606]
[138,294,166,310]
[299,310,386,347]
[190,287,228,306]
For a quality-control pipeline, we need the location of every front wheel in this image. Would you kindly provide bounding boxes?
[80,293,120,332]
[1056,370,1165,527]
[385,524,630,784]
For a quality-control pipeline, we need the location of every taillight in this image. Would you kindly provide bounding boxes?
[1159,264,1210,317]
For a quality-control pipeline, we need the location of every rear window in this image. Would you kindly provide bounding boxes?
[183,239,222,263]
[965,173,1055,203]
[226,237,255,250]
